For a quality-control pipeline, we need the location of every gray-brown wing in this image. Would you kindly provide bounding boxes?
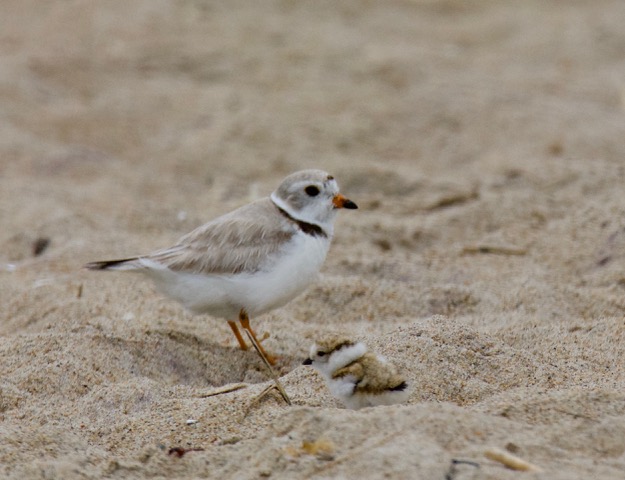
[352,354,405,394]
[147,199,295,275]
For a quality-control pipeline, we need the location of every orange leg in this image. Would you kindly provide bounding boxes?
[228,320,248,351]
[239,310,277,366]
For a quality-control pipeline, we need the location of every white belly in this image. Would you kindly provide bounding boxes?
[148,232,330,319]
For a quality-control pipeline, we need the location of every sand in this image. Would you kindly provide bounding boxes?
[2,1,625,478]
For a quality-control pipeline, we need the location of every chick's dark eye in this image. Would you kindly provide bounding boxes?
[305,185,320,197]
[317,351,326,357]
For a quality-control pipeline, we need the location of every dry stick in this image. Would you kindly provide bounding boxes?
[242,384,281,420]
[484,447,542,472]
[198,383,247,398]
[445,459,480,480]
[462,245,527,256]
[243,329,291,405]
[426,188,479,210]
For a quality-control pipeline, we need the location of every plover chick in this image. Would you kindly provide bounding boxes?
[303,335,409,409]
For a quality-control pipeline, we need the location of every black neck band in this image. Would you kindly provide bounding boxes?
[275,205,327,238]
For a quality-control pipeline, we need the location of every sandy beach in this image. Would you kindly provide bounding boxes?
[2,1,625,478]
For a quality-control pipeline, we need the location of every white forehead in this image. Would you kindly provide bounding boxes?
[309,343,320,358]
[279,170,337,189]
[289,176,338,193]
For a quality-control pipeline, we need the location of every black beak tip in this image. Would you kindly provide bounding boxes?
[344,199,358,209]
[302,358,313,365]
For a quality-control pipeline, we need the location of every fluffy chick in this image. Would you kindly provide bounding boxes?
[303,335,409,409]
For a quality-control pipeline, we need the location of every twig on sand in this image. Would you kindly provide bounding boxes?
[168,447,205,458]
[198,383,247,398]
[484,447,542,472]
[426,187,479,210]
[461,244,527,256]
[244,329,291,406]
[444,459,480,480]
[242,384,283,419]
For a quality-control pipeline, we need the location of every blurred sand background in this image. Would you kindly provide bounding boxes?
[2,1,625,478]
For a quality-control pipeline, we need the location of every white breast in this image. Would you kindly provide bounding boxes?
[235,230,331,315]
[148,230,331,319]
[327,375,358,404]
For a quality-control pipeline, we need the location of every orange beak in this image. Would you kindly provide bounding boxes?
[332,194,358,209]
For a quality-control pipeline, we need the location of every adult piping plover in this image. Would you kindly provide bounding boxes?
[303,335,409,409]
[85,170,357,365]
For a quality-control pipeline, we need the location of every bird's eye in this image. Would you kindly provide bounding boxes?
[305,185,320,197]
[317,351,326,357]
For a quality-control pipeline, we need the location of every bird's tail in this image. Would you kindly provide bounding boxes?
[83,257,142,271]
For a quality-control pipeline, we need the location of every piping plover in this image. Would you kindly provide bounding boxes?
[303,335,409,409]
[85,170,357,365]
